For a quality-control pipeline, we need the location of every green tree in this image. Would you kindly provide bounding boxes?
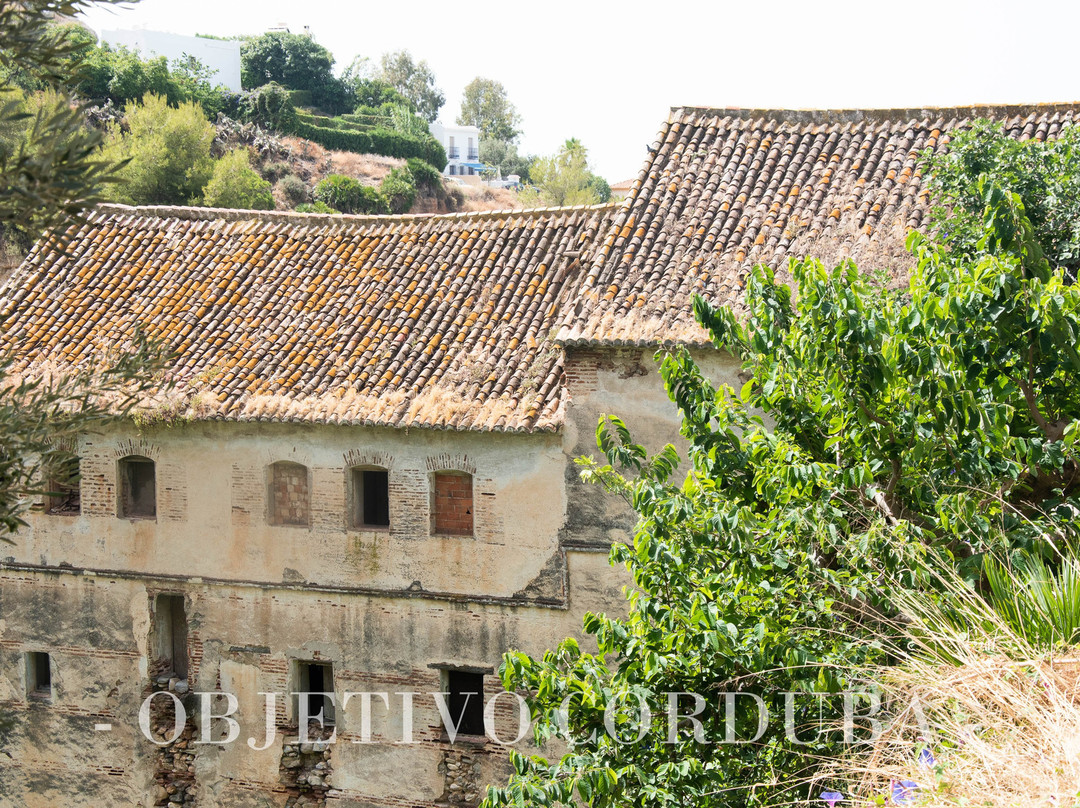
[0,4,126,250]
[457,76,520,142]
[484,136,1080,806]
[524,139,602,206]
[925,119,1080,276]
[102,93,216,205]
[376,50,444,123]
[479,139,532,182]
[240,31,349,112]
[202,148,274,210]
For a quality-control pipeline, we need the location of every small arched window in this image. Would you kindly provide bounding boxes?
[269,461,311,526]
[118,455,156,519]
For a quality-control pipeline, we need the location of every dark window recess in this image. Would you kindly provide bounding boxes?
[46,455,81,515]
[446,670,484,736]
[26,652,51,698]
[353,468,390,528]
[296,661,335,725]
[155,594,188,679]
[119,456,156,518]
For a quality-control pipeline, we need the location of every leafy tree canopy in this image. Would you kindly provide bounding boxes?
[102,92,216,205]
[483,124,1080,807]
[479,138,533,183]
[457,76,520,143]
[201,148,273,210]
[240,31,347,112]
[523,139,605,206]
[376,50,444,123]
[926,119,1080,276]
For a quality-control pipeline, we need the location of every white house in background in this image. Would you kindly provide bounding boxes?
[429,123,484,180]
[99,29,243,92]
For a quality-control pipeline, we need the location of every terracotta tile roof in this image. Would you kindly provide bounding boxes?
[558,103,1080,347]
[0,203,614,432]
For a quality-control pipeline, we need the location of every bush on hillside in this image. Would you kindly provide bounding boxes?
[313,174,388,215]
[102,93,216,205]
[238,83,298,133]
[380,166,416,214]
[276,174,308,206]
[292,118,446,168]
[295,201,339,214]
[201,149,274,210]
[406,157,442,191]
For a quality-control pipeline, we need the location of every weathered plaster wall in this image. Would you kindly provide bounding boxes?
[9,421,568,602]
[0,557,618,808]
[561,346,742,547]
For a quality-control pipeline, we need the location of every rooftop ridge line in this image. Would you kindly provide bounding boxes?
[669,101,1080,125]
[91,201,618,227]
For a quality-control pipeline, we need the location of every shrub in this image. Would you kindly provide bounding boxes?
[295,201,338,214]
[406,157,442,191]
[380,166,416,214]
[292,118,446,168]
[313,174,388,215]
[276,174,308,205]
[102,93,216,205]
[238,83,298,133]
[202,149,274,210]
[260,161,292,182]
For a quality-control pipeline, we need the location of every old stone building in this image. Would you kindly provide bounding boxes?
[0,104,1075,807]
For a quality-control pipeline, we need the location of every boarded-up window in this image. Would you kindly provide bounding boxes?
[350,467,389,529]
[270,462,310,526]
[118,455,156,518]
[155,594,188,680]
[432,472,473,535]
[46,455,81,515]
[26,652,51,699]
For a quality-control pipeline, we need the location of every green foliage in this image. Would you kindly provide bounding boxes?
[238,82,299,131]
[479,138,532,182]
[983,553,1080,649]
[239,31,350,112]
[926,120,1080,276]
[352,78,410,111]
[201,148,273,210]
[295,200,338,214]
[313,174,387,215]
[587,173,612,203]
[389,104,429,138]
[457,76,521,142]
[380,166,416,214]
[485,168,1080,806]
[406,157,441,191]
[0,4,128,250]
[376,50,444,123]
[292,117,446,168]
[103,93,216,205]
[523,139,603,206]
[276,173,308,205]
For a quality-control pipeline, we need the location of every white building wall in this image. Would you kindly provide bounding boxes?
[100,29,243,92]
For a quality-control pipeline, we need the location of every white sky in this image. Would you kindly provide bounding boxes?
[79,0,1080,183]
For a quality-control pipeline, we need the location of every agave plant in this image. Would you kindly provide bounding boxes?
[983,553,1080,649]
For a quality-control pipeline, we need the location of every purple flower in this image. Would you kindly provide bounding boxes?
[917,747,935,767]
[820,791,843,807]
[891,779,920,805]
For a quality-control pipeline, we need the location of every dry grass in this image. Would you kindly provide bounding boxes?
[456,182,523,212]
[822,577,1080,807]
